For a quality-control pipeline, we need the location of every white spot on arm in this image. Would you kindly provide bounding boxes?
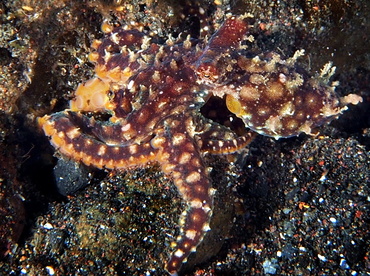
[127,80,135,91]
[185,229,197,240]
[174,249,184,258]
[121,123,131,132]
[66,127,81,139]
[186,171,201,183]
[172,133,186,146]
[97,145,107,156]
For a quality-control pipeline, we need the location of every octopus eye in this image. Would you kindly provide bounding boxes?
[196,63,219,82]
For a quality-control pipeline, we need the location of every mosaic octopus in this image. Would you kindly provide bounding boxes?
[38,14,361,275]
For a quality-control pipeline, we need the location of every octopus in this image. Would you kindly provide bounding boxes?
[38,14,361,275]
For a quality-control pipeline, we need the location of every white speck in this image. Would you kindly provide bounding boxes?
[340,258,350,269]
[319,197,324,203]
[262,258,279,274]
[299,246,307,252]
[276,251,282,257]
[45,266,55,275]
[282,208,291,215]
[253,248,262,255]
[21,268,27,274]
[318,254,327,262]
[329,217,337,224]
[17,193,26,201]
[43,223,53,230]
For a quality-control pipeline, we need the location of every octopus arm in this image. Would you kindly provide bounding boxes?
[200,132,256,154]
[224,53,358,138]
[65,111,136,146]
[193,118,255,154]
[92,28,147,65]
[38,112,158,169]
[152,115,213,274]
[90,27,155,84]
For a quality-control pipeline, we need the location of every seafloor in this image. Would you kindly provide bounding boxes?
[0,0,369,275]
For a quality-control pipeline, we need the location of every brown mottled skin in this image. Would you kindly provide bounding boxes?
[38,15,360,274]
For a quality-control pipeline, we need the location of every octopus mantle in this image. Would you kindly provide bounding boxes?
[38,15,361,275]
